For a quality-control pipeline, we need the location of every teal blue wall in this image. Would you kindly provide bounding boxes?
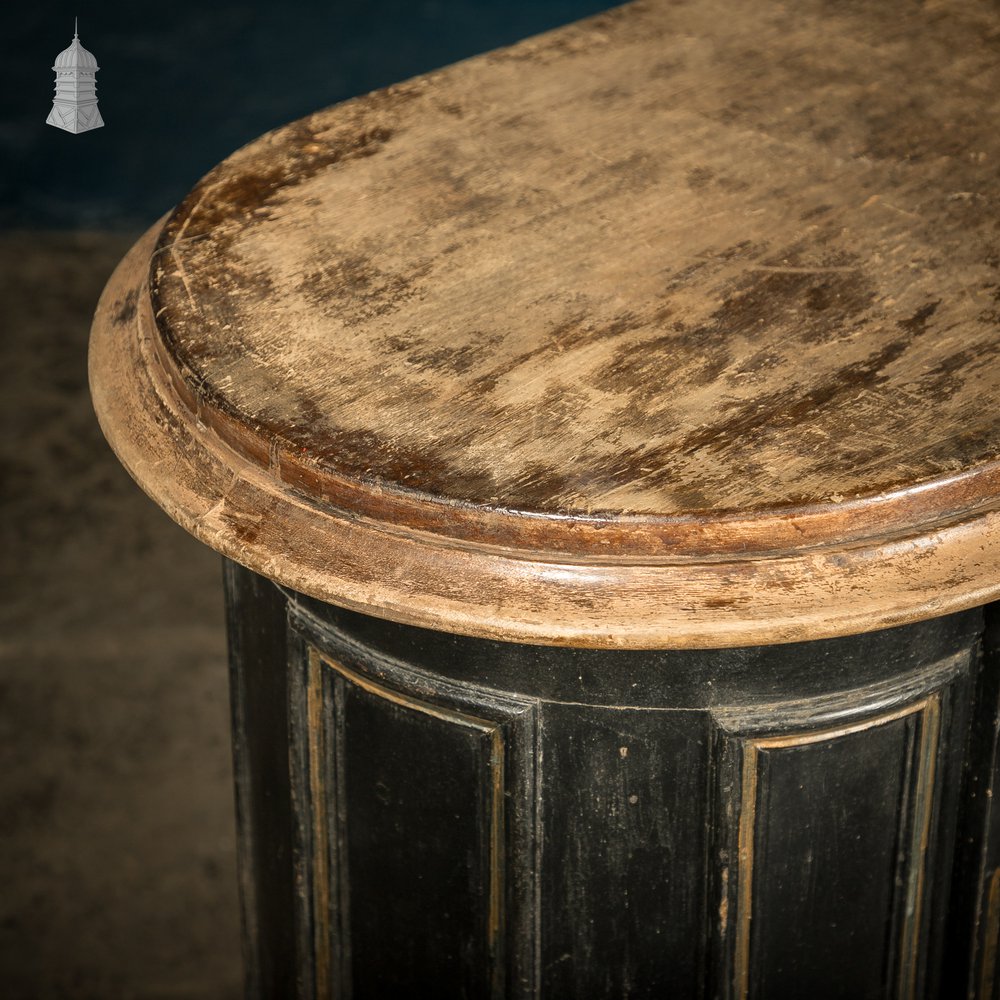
[2,1,616,228]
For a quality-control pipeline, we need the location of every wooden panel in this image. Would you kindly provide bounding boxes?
[744,707,935,999]
[290,646,536,999]
[224,559,297,999]
[712,657,972,999]
[538,704,710,997]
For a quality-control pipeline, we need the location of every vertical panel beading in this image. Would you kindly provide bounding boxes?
[980,868,1000,999]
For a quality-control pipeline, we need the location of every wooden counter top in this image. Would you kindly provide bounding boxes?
[90,0,1000,647]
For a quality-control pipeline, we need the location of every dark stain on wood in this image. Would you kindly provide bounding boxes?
[158,103,402,261]
[111,288,138,326]
[145,0,1000,534]
[92,0,1000,588]
[296,248,432,327]
[677,336,916,458]
[898,300,941,336]
[87,0,1000,643]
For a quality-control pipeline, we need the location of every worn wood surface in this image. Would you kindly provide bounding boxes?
[90,0,1000,647]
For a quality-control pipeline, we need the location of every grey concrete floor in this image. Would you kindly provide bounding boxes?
[0,230,243,998]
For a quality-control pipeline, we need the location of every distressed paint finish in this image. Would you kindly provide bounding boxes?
[90,0,1000,647]
[226,566,989,998]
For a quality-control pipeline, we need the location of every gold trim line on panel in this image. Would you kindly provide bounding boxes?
[307,650,332,1000]
[898,696,940,1000]
[979,867,1000,1000]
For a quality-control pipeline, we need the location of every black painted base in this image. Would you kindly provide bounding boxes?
[223,559,1000,999]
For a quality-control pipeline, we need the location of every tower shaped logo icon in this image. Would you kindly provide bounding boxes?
[46,19,104,134]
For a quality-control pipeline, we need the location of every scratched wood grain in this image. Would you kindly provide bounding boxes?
[90,0,1000,647]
